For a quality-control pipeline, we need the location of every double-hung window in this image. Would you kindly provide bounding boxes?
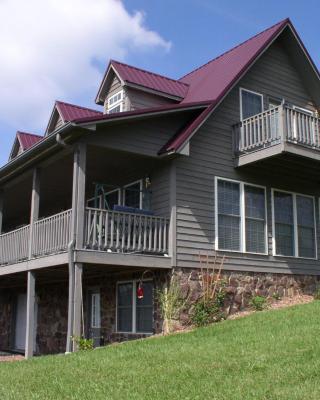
[216,178,267,254]
[240,88,263,120]
[117,280,153,333]
[272,190,316,258]
[107,90,123,114]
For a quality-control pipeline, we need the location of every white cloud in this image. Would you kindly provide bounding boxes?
[0,0,171,133]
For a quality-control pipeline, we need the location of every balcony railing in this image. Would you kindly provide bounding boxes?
[85,208,170,254]
[0,225,30,265]
[233,105,320,155]
[32,209,72,258]
[0,207,170,266]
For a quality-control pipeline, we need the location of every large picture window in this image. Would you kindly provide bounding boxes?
[240,88,263,120]
[216,178,267,254]
[117,281,153,333]
[272,190,316,258]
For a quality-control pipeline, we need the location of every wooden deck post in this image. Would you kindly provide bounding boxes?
[25,271,36,359]
[76,143,87,250]
[0,188,4,234]
[73,263,83,351]
[169,161,177,267]
[28,168,41,259]
[66,144,86,353]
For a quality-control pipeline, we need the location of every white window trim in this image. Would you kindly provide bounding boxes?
[90,291,101,329]
[239,87,264,121]
[107,90,123,113]
[123,179,143,209]
[215,177,268,255]
[116,279,153,335]
[271,188,317,260]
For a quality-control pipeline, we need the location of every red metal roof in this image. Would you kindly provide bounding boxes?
[159,18,290,153]
[17,131,43,151]
[110,60,189,99]
[179,19,289,103]
[56,101,102,122]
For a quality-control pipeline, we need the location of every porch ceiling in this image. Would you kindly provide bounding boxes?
[86,145,166,196]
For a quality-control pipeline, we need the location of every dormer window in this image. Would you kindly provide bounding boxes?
[107,90,123,114]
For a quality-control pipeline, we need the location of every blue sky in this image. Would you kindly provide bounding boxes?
[1,0,319,166]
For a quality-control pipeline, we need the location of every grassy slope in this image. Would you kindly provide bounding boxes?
[1,302,320,400]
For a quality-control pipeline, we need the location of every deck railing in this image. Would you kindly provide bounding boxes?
[0,207,170,266]
[0,225,30,265]
[233,105,320,154]
[85,208,170,254]
[31,209,72,258]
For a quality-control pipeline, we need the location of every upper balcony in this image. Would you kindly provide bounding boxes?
[233,105,320,167]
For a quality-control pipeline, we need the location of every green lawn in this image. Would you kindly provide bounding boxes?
[1,302,320,400]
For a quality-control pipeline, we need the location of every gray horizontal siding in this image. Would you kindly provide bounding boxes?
[175,36,320,274]
[126,88,175,110]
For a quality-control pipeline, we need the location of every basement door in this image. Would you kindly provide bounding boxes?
[88,289,101,347]
[14,293,37,352]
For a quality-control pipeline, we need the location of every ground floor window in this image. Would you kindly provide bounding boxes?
[117,280,153,333]
[272,190,316,258]
[215,178,267,254]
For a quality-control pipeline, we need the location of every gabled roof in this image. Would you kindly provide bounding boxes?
[179,19,289,103]
[46,101,103,134]
[56,101,103,121]
[17,131,43,150]
[10,131,43,160]
[96,60,189,104]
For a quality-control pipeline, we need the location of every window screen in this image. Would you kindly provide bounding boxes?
[296,195,315,258]
[124,182,142,209]
[274,191,294,256]
[241,89,263,120]
[217,180,241,251]
[117,283,133,332]
[245,186,266,253]
[104,190,120,210]
[136,282,153,333]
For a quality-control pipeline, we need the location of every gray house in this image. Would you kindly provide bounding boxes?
[1,18,320,358]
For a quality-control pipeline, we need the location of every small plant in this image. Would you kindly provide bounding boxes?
[250,295,267,311]
[72,336,94,351]
[314,288,320,300]
[272,292,281,301]
[157,274,185,335]
[191,300,224,327]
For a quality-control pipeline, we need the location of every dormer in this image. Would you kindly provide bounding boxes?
[95,60,189,114]
[46,101,103,136]
[9,131,42,160]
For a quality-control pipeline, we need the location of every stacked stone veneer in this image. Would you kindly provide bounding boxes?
[0,290,15,350]
[1,268,320,355]
[172,268,320,329]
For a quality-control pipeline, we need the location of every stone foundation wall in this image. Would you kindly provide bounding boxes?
[83,269,167,345]
[172,268,320,328]
[0,290,15,350]
[36,283,68,355]
[4,267,319,355]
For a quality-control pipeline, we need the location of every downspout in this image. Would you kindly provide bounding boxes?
[56,132,77,353]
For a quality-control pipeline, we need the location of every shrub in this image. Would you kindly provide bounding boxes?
[314,288,320,300]
[72,336,94,351]
[157,275,185,334]
[191,300,224,327]
[250,295,267,311]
